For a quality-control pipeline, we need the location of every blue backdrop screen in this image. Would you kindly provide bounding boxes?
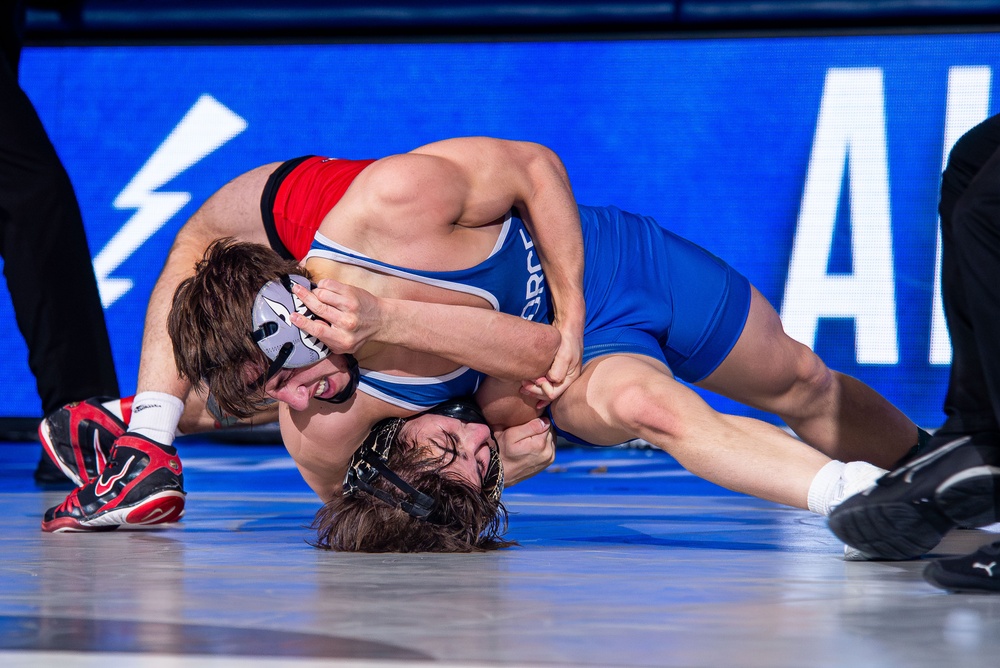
[3,34,996,426]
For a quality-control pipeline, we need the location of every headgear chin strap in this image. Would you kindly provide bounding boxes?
[343,397,505,522]
[249,273,359,404]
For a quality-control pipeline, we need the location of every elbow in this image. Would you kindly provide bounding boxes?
[522,325,561,379]
[524,143,569,184]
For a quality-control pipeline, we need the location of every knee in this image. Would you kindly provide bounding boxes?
[606,382,690,443]
[776,349,836,418]
[169,221,212,257]
[158,223,218,285]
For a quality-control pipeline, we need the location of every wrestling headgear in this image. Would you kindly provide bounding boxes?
[250,274,359,403]
[343,397,505,523]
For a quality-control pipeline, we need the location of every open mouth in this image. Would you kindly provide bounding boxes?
[314,378,331,399]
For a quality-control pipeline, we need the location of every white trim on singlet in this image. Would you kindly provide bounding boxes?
[486,212,511,257]
[304,213,513,312]
[358,366,482,411]
[355,366,476,410]
[359,365,473,384]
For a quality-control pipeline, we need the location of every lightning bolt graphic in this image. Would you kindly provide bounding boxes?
[94,94,248,307]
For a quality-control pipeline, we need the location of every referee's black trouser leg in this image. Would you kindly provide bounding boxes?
[938,114,1000,439]
[0,51,119,416]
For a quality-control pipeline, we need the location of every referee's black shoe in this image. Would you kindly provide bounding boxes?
[924,540,1000,592]
[828,434,1000,560]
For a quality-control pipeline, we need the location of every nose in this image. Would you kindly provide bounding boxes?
[460,422,492,450]
[270,384,308,412]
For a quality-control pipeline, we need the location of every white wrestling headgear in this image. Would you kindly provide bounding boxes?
[251,274,330,372]
[249,274,360,402]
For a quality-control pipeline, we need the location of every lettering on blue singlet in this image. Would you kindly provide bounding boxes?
[519,229,544,320]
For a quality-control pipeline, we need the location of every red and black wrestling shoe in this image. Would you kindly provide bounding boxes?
[41,433,185,533]
[38,397,131,487]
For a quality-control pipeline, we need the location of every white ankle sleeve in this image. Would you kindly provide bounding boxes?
[808,460,886,516]
[839,461,886,506]
[807,460,846,516]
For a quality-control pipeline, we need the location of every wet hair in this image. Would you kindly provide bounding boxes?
[168,238,307,418]
[312,430,515,553]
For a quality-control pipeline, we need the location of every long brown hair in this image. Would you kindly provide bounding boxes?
[312,433,515,552]
[168,238,306,418]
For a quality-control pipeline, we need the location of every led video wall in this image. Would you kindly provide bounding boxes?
[4,33,998,427]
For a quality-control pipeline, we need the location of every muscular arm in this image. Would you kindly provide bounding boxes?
[377,297,560,381]
[282,414,356,503]
[338,137,586,387]
[475,377,555,486]
[279,396,399,503]
[410,139,584,295]
[291,279,561,382]
[412,138,587,375]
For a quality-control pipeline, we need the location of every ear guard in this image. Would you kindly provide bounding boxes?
[343,398,505,522]
[249,274,359,403]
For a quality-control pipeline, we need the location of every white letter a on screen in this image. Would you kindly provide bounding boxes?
[781,68,898,364]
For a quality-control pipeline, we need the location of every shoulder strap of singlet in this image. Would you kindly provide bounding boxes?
[304,213,513,311]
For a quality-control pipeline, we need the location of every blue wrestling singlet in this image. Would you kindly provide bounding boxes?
[574,205,751,383]
[305,212,552,410]
[553,205,752,447]
[305,205,750,414]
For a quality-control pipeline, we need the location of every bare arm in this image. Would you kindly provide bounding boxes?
[291,279,561,382]
[279,397,395,503]
[340,138,586,391]
[412,138,586,388]
[475,377,555,486]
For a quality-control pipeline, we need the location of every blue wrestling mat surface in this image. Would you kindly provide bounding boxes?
[1,438,735,499]
[3,437,1000,668]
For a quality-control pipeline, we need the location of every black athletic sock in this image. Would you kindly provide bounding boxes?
[890,428,936,469]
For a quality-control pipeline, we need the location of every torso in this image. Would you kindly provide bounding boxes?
[307,222,506,375]
[272,156,550,500]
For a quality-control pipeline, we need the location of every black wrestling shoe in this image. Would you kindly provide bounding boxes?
[924,541,1000,592]
[38,397,126,487]
[41,433,185,533]
[828,435,1000,560]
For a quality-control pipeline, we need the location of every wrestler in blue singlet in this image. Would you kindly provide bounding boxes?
[306,212,552,411]
[307,205,751,422]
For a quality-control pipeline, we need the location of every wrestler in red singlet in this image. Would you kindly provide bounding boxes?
[264,156,376,261]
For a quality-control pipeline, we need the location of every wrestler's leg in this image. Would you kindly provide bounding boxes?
[178,384,278,433]
[549,353,834,509]
[130,163,281,442]
[40,164,283,531]
[696,286,917,468]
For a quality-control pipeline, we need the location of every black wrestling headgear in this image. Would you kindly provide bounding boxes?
[343,397,505,523]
